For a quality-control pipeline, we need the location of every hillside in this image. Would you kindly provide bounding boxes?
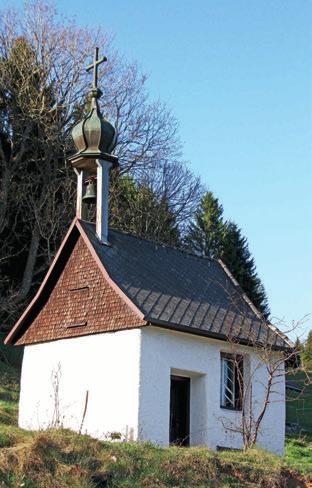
[0,361,311,488]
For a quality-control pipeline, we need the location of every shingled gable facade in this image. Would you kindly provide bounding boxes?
[5,49,291,455]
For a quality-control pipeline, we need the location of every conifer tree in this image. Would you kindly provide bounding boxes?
[184,192,270,318]
[302,330,312,370]
[293,337,302,368]
[221,222,270,318]
[109,174,180,247]
[183,191,224,258]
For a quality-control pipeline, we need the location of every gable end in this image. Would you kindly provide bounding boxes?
[12,231,146,345]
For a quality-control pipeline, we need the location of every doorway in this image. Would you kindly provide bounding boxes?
[169,375,190,446]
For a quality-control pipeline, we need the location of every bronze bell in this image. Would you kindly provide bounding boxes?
[82,178,96,204]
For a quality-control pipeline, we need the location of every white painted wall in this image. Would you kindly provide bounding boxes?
[138,326,285,455]
[19,329,141,440]
[19,325,285,455]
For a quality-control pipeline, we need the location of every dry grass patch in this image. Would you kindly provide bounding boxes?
[0,362,311,487]
[0,428,311,487]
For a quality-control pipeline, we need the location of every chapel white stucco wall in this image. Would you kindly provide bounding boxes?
[19,329,141,440]
[138,326,285,455]
[19,325,285,455]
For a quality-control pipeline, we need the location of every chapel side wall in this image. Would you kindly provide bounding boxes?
[250,353,285,454]
[19,329,141,440]
[138,326,285,455]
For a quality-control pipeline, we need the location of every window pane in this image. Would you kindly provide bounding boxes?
[221,354,243,410]
[224,359,235,407]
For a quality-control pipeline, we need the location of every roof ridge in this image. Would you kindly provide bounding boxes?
[79,219,216,263]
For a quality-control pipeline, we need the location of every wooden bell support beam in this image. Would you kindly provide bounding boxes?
[96,159,112,244]
[74,168,88,220]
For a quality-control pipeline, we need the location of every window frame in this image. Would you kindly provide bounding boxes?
[220,352,244,411]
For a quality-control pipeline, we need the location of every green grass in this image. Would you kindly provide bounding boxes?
[286,370,312,431]
[0,361,311,488]
[0,430,304,488]
[285,433,312,476]
[0,361,19,427]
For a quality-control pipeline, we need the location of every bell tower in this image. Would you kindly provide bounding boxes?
[68,47,118,244]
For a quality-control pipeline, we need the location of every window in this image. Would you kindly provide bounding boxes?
[220,353,243,410]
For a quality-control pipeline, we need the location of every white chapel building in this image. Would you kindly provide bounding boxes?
[5,48,291,455]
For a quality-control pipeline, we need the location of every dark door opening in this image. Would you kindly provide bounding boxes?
[170,375,190,446]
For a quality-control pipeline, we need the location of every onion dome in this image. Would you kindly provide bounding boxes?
[68,49,118,173]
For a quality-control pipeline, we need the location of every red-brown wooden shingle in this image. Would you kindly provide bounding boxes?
[16,235,146,345]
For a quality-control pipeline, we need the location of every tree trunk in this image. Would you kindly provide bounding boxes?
[250,374,273,448]
[0,165,10,232]
[18,227,40,302]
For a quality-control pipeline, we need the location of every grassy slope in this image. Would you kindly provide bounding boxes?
[0,361,311,488]
[285,369,312,479]
[0,361,19,426]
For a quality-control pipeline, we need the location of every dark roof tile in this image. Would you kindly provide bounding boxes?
[80,221,291,349]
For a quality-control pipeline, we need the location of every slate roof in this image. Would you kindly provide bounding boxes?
[80,220,291,349]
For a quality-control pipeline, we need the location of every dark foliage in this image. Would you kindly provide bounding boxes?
[184,192,270,318]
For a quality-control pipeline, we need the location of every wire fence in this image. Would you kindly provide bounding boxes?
[286,396,312,433]
[294,408,312,432]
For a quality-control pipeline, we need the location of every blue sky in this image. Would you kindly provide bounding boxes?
[6,0,312,337]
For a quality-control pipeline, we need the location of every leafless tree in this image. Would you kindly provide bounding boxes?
[139,160,202,231]
[0,1,202,330]
[218,314,312,450]
[50,362,62,428]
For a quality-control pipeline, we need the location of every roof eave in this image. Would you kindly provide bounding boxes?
[148,318,292,352]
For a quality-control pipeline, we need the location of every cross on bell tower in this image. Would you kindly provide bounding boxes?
[68,47,118,245]
[86,47,107,90]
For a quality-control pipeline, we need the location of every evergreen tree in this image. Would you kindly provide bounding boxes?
[109,174,180,247]
[302,330,312,370]
[293,337,302,368]
[184,192,270,318]
[221,222,270,318]
[184,191,224,258]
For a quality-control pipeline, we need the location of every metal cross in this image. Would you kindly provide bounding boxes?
[86,47,107,89]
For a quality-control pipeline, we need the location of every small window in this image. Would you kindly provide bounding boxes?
[65,321,87,328]
[220,353,243,410]
[69,286,89,294]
